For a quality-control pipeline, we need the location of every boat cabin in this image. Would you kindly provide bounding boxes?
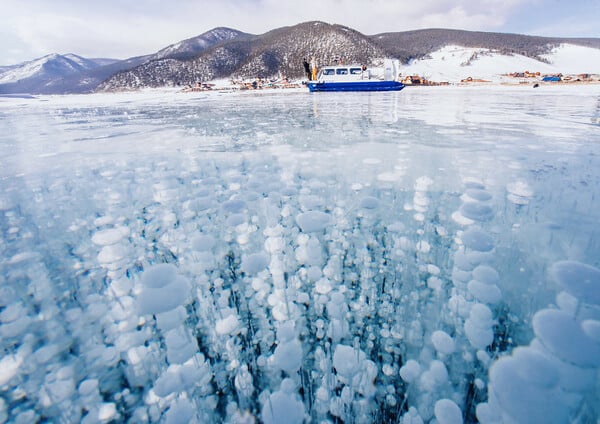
[316,65,373,82]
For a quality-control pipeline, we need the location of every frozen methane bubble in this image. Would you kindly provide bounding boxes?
[431,330,456,355]
[360,196,380,210]
[459,202,494,222]
[221,198,247,213]
[295,210,331,233]
[581,319,600,343]
[190,234,216,251]
[460,228,494,252]
[333,344,378,396]
[532,308,600,367]
[467,280,502,304]
[434,399,463,424]
[472,265,500,285]
[465,188,492,202]
[215,314,240,336]
[241,252,270,275]
[137,264,191,315]
[549,261,600,305]
[91,227,129,246]
[464,303,495,349]
[261,386,305,424]
[486,350,569,423]
[399,359,422,383]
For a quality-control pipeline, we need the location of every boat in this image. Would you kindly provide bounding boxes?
[307,60,404,92]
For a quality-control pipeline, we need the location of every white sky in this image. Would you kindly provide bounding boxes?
[1,0,599,65]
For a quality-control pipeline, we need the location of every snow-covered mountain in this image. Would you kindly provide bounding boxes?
[2,23,599,93]
[153,27,252,60]
[400,44,600,83]
[98,22,600,91]
[0,53,120,94]
[0,53,102,85]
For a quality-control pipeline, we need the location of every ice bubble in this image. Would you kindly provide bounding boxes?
[97,243,129,264]
[416,240,431,253]
[459,202,493,222]
[470,303,494,325]
[0,302,26,323]
[475,402,502,424]
[222,198,247,213]
[453,250,476,271]
[0,353,23,386]
[581,319,600,343]
[296,210,331,233]
[226,213,246,227]
[191,234,215,251]
[165,327,198,364]
[215,314,240,336]
[465,188,492,202]
[431,330,456,355]
[489,354,568,423]
[460,229,494,252]
[137,275,191,315]
[272,339,303,374]
[399,359,421,383]
[156,306,187,332]
[429,360,448,385]
[306,266,322,281]
[98,402,118,421]
[315,278,333,294]
[472,265,499,285]
[434,399,463,424]
[532,308,600,367]
[451,210,475,226]
[467,280,502,304]
[241,252,269,275]
[506,181,533,198]
[164,398,194,424]
[262,390,305,424]
[465,304,494,349]
[555,291,578,314]
[511,347,559,388]
[360,196,380,209]
[401,406,424,424]
[550,261,600,305]
[333,344,362,380]
[140,263,178,289]
[91,227,129,246]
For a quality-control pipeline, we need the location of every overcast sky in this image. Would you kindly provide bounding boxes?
[1,0,599,65]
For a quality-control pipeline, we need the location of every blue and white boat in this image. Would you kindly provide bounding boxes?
[307,60,404,92]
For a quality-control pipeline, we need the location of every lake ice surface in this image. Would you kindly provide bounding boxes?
[1,86,599,423]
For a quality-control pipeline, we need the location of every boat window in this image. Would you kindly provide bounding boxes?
[322,69,335,75]
[350,68,363,75]
[336,68,349,75]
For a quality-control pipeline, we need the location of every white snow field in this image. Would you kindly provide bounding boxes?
[400,44,600,83]
[1,85,600,423]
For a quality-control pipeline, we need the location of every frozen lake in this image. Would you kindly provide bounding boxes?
[1,86,599,423]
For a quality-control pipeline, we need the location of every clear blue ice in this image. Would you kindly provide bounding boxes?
[1,86,599,423]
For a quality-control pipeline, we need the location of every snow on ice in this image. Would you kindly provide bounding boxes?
[0,85,600,422]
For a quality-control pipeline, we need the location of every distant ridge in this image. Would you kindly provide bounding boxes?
[1,21,599,93]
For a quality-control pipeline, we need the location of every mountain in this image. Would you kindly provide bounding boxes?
[154,27,252,60]
[371,28,600,63]
[98,22,600,91]
[0,53,125,94]
[2,22,600,94]
[0,27,249,94]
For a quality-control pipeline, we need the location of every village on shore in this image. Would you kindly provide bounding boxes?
[182,70,600,92]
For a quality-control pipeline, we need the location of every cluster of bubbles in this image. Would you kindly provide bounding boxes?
[1,142,599,424]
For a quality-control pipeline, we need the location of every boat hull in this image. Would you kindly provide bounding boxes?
[307,80,404,92]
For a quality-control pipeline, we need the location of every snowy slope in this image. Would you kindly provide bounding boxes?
[400,44,600,83]
[0,53,101,84]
